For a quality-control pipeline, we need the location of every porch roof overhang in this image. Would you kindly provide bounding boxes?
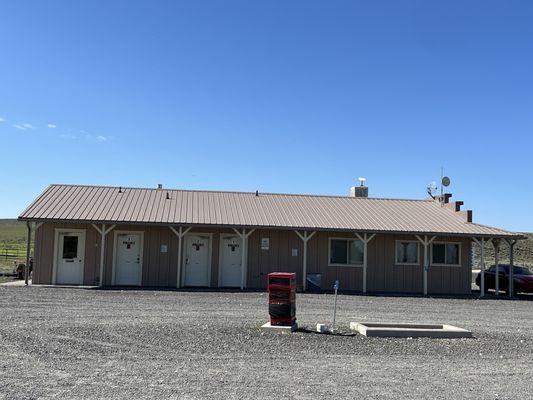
[17,217,527,241]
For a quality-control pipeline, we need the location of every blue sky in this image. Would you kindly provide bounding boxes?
[0,1,532,231]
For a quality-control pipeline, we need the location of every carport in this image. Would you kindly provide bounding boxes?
[472,236,522,298]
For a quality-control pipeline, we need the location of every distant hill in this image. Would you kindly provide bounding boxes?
[472,233,533,269]
[0,219,28,244]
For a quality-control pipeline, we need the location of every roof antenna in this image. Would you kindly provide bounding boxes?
[255,190,259,197]
[426,182,436,199]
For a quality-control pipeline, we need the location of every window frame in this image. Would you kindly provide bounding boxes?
[394,240,420,266]
[430,241,462,267]
[328,237,364,267]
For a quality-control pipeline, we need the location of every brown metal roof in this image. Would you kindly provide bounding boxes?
[18,184,521,238]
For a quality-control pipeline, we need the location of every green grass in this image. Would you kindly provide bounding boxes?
[472,233,533,269]
[0,219,28,243]
[0,219,32,274]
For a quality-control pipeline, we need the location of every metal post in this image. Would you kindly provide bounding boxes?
[509,240,515,298]
[494,239,500,296]
[25,222,31,285]
[332,280,339,332]
[480,238,485,297]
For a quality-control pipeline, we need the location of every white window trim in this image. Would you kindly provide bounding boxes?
[328,237,364,267]
[430,241,462,267]
[394,240,421,266]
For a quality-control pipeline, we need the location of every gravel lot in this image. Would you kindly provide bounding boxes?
[0,287,532,399]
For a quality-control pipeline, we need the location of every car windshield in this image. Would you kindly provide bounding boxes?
[488,265,508,273]
[487,265,532,275]
[514,266,532,275]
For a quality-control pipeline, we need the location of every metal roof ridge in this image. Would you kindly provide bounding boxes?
[46,183,432,203]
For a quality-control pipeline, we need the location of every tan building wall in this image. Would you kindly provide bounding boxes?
[33,223,472,294]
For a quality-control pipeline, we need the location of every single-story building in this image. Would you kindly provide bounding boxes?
[18,183,524,296]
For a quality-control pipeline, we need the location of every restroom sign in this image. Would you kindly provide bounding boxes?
[261,238,270,250]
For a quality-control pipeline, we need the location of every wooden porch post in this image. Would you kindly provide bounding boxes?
[169,226,192,288]
[493,239,501,296]
[24,222,31,285]
[294,230,317,291]
[472,237,487,298]
[354,233,376,293]
[416,235,437,296]
[232,228,256,290]
[507,239,517,298]
[92,224,116,287]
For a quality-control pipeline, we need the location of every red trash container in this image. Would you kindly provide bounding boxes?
[267,272,296,326]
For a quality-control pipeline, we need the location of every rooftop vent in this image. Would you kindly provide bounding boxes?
[350,177,368,198]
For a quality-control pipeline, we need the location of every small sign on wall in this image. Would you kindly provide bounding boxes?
[291,248,298,257]
[161,244,168,253]
[261,238,270,250]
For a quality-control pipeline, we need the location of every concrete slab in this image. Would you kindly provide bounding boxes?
[350,322,472,338]
[260,322,298,333]
[0,279,30,287]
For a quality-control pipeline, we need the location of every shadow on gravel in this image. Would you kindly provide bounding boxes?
[96,286,266,294]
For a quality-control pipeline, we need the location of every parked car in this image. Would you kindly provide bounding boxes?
[475,264,533,294]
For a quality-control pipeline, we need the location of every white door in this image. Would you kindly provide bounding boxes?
[115,233,142,286]
[219,235,243,287]
[56,231,85,285]
[183,235,210,287]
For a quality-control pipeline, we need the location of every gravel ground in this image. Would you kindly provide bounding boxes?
[0,287,532,399]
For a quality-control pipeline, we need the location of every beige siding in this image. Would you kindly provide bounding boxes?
[33,222,99,285]
[247,230,304,289]
[34,223,472,295]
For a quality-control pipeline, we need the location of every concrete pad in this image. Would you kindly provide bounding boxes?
[260,322,298,333]
[350,322,472,338]
[0,279,30,287]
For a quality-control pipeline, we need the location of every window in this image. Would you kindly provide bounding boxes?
[62,236,78,259]
[329,238,364,266]
[395,241,419,265]
[431,243,460,266]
